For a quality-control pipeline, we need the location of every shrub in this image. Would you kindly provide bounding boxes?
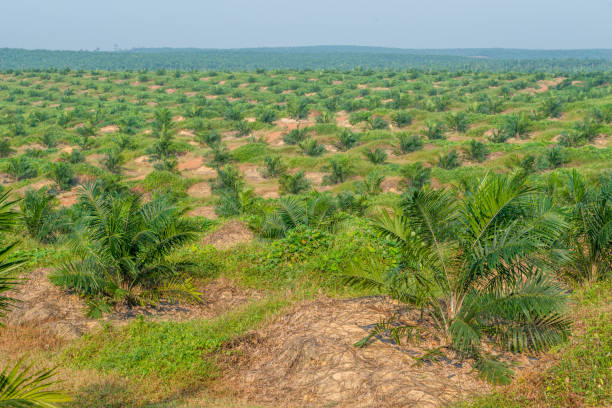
[400,162,431,190]
[261,195,336,238]
[424,120,446,140]
[368,116,389,130]
[279,171,311,195]
[48,162,74,191]
[437,150,462,169]
[282,128,308,145]
[467,140,489,163]
[397,133,423,153]
[347,173,570,384]
[323,156,353,185]
[445,111,470,133]
[20,188,68,242]
[7,156,38,180]
[260,156,287,179]
[391,111,413,127]
[298,138,326,156]
[364,148,387,164]
[336,129,360,151]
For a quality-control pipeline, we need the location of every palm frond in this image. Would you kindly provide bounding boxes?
[0,357,71,407]
[474,355,513,385]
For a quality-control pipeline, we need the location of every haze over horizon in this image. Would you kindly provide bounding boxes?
[2,0,612,51]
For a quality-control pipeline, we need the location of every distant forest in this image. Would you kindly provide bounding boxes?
[2,46,612,72]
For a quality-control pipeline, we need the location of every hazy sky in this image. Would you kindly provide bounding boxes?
[2,0,611,50]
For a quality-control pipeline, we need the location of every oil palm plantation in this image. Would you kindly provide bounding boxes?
[51,182,200,307]
[346,173,570,384]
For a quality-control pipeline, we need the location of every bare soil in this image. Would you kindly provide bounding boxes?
[222,296,491,408]
[5,269,260,343]
[187,181,212,198]
[201,220,254,250]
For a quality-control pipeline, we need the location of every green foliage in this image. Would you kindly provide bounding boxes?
[502,113,531,139]
[0,191,25,322]
[397,133,424,153]
[63,299,287,396]
[48,162,74,190]
[0,139,14,158]
[279,171,311,195]
[7,156,38,180]
[323,156,354,184]
[346,174,570,384]
[298,138,326,156]
[540,97,563,118]
[467,140,489,163]
[424,120,446,140]
[261,155,287,179]
[51,183,199,307]
[282,127,308,145]
[391,111,414,128]
[400,162,431,190]
[563,171,612,282]
[364,148,387,164]
[0,358,71,407]
[356,171,385,196]
[437,150,462,169]
[20,188,68,243]
[445,111,470,133]
[261,194,337,238]
[336,128,360,151]
[367,116,389,130]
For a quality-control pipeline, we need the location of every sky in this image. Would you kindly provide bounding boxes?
[2,0,612,51]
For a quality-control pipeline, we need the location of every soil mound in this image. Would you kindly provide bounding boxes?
[202,220,254,250]
[223,297,490,408]
[6,269,260,341]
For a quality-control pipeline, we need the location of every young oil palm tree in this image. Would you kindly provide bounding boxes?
[262,193,337,238]
[51,182,200,307]
[20,188,68,244]
[346,173,570,384]
[564,170,612,282]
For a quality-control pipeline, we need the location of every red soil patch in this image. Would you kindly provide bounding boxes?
[177,153,203,172]
[57,188,78,207]
[262,130,285,147]
[237,163,265,184]
[16,143,46,154]
[187,206,218,219]
[99,125,119,134]
[380,176,402,194]
[172,115,185,123]
[183,164,217,179]
[187,182,212,198]
[124,156,153,181]
[17,179,54,194]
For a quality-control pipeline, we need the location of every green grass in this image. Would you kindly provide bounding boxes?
[62,297,289,398]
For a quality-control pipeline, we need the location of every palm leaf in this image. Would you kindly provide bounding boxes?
[0,357,71,407]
